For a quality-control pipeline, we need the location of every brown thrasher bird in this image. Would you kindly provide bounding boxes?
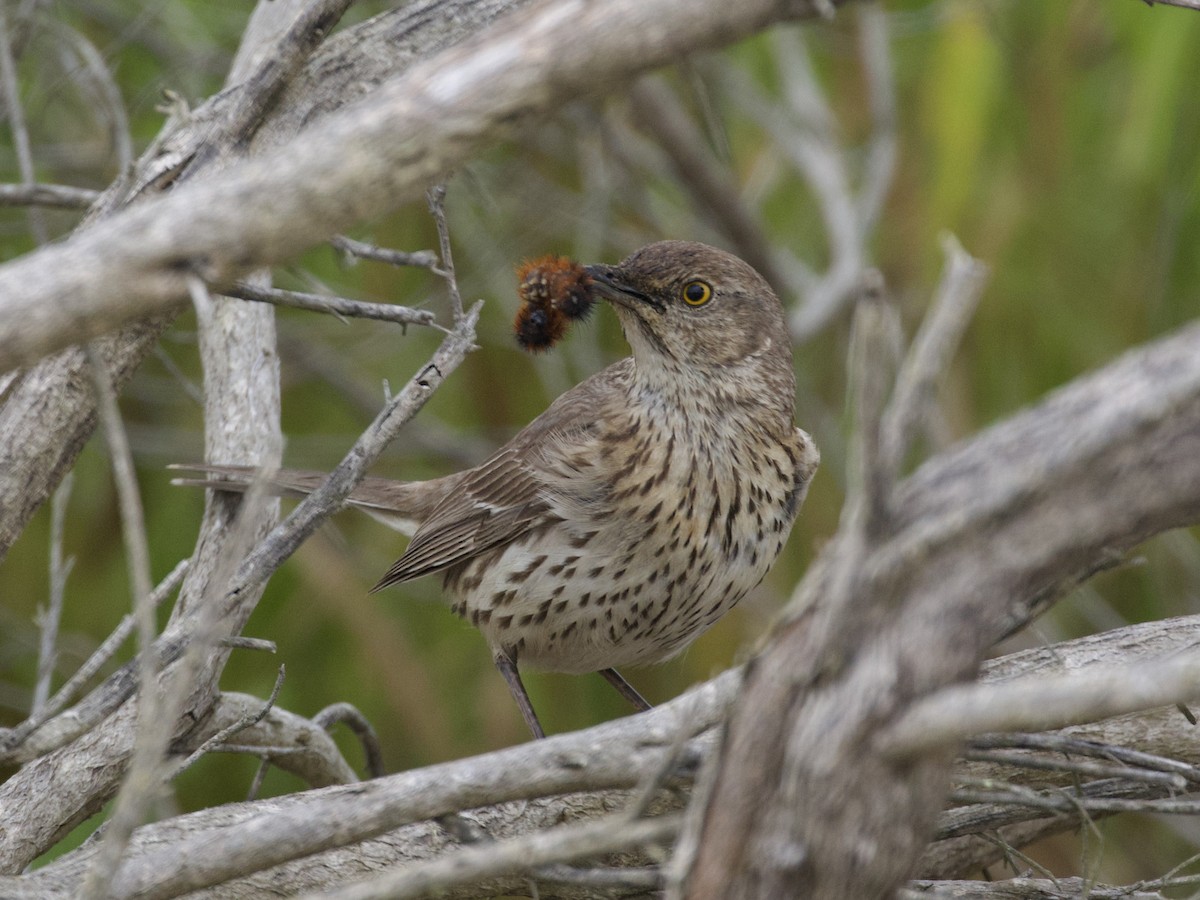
[175,241,818,738]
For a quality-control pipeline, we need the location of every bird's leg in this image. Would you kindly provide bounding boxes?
[599,667,652,712]
[493,651,546,740]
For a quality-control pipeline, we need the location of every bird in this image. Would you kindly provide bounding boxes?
[174,241,819,739]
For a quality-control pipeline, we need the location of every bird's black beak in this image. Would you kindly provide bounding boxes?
[585,265,665,312]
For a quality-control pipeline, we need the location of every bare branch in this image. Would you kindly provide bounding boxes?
[426,184,465,321]
[11,616,1200,895]
[940,777,1189,838]
[34,473,74,716]
[903,876,1174,899]
[967,730,1200,785]
[0,560,188,764]
[0,5,47,243]
[843,277,902,536]
[855,4,897,238]
[224,281,439,329]
[879,234,988,483]
[191,692,358,788]
[64,671,732,898]
[220,636,277,654]
[961,747,1187,790]
[313,703,386,779]
[721,29,867,339]
[303,814,680,900]
[922,693,1200,874]
[883,651,1200,759]
[171,665,287,777]
[52,21,134,171]
[80,344,165,896]
[331,235,440,271]
[683,315,1200,895]
[0,182,101,209]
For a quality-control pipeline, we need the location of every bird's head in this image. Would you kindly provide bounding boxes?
[585,241,790,379]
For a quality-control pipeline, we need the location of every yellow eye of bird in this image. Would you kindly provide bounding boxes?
[682,280,712,306]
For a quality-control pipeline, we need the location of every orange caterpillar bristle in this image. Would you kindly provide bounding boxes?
[513,255,595,352]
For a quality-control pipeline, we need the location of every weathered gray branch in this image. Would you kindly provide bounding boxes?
[683,315,1200,897]
[185,691,359,788]
[0,182,100,208]
[8,614,1200,897]
[15,673,730,898]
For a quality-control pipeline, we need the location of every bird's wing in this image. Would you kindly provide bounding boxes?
[371,446,557,589]
[371,360,632,590]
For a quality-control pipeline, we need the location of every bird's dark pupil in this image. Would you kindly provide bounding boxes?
[686,283,705,302]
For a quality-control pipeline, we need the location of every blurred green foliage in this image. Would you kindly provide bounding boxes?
[1,0,1198,883]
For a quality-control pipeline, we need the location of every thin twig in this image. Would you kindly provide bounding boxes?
[844,275,902,537]
[314,702,386,778]
[879,234,988,483]
[247,758,271,801]
[211,743,314,757]
[0,5,47,242]
[728,30,867,339]
[298,814,682,900]
[950,787,1200,817]
[152,345,204,405]
[903,876,1175,899]
[171,665,287,777]
[936,778,1155,840]
[80,344,163,897]
[225,281,440,329]
[34,472,74,715]
[53,21,134,171]
[978,831,1059,881]
[0,560,188,761]
[969,732,1200,784]
[961,748,1187,790]
[330,235,440,271]
[219,636,277,654]
[883,651,1200,759]
[855,4,897,239]
[426,184,465,321]
[0,182,101,208]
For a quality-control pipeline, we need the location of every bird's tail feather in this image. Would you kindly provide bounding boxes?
[168,463,441,535]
